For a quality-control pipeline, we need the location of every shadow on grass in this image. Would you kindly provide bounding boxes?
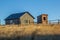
[0,35,60,40]
[34,35,60,40]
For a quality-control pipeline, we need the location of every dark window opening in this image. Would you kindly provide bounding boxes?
[29,20,30,24]
[24,20,28,23]
[10,20,13,24]
[43,17,46,20]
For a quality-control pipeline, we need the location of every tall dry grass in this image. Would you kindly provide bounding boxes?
[0,24,60,40]
[0,24,60,37]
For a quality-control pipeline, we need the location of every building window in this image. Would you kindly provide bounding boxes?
[29,20,30,24]
[43,17,46,20]
[10,20,13,24]
[24,20,28,23]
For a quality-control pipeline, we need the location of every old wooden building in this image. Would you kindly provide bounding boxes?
[5,12,35,25]
[37,14,48,24]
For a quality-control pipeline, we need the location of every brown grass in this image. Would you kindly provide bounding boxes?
[0,24,60,37]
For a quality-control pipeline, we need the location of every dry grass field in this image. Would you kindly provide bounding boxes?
[0,24,60,40]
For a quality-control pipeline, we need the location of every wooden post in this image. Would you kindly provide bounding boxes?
[58,19,59,24]
[0,19,1,25]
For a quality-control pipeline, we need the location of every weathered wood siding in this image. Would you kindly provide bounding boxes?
[20,13,34,24]
[42,14,48,24]
[5,19,20,25]
[37,14,48,24]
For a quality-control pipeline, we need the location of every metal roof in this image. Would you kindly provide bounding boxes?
[5,12,35,20]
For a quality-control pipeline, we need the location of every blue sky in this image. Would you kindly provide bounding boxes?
[0,0,60,24]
